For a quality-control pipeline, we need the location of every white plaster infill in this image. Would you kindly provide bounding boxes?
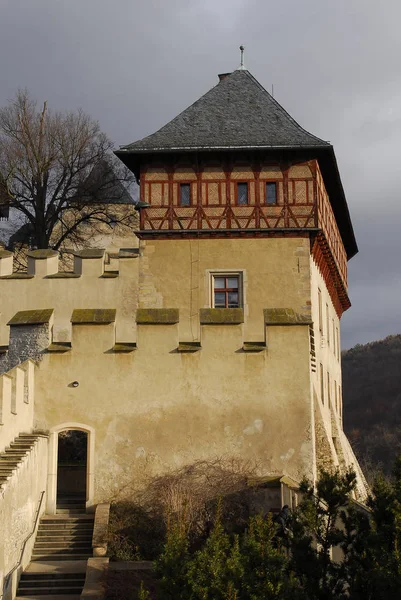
[47,422,95,515]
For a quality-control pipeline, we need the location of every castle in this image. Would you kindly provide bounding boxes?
[0,65,368,595]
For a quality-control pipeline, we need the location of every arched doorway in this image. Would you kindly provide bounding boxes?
[56,430,87,512]
[47,423,95,515]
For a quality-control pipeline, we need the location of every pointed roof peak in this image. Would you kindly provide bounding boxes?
[120,68,330,154]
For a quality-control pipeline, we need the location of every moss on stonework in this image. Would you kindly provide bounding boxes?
[71,308,116,324]
[46,273,80,279]
[243,342,266,352]
[112,343,137,352]
[73,249,105,258]
[1,273,34,279]
[27,249,58,259]
[263,308,312,326]
[136,308,179,324]
[200,308,244,325]
[178,341,201,352]
[8,308,54,326]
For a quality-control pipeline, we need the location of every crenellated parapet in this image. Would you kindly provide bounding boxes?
[0,248,140,279]
[0,359,35,452]
[0,248,140,349]
[0,306,314,369]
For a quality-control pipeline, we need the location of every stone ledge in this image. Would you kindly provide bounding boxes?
[73,249,105,259]
[71,309,116,324]
[0,250,13,258]
[136,308,179,324]
[8,309,54,326]
[200,308,244,325]
[46,272,81,279]
[92,502,110,557]
[0,273,34,279]
[178,341,201,353]
[101,271,119,278]
[119,248,140,258]
[0,345,8,354]
[47,342,72,353]
[264,308,312,326]
[243,342,266,352]
[27,249,58,259]
[112,343,137,353]
[81,557,109,600]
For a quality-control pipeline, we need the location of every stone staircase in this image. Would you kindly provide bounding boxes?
[30,514,94,562]
[0,434,44,488]
[15,504,93,598]
[16,571,86,598]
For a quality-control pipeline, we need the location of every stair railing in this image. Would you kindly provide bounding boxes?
[1,490,45,600]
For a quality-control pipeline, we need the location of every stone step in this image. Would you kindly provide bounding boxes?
[36,533,92,540]
[56,509,86,515]
[19,579,85,589]
[15,586,84,595]
[40,516,94,522]
[20,574,86,581]
[31,553,91,561]
[8,442,35,450]
[34,540,92,547]
[16,596,82,600]
[38,524,93,530]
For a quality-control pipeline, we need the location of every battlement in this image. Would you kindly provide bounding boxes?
[0,306,313,373]
[0,360,35,452]
[0,248,140,279]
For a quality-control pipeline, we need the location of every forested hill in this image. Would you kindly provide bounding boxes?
[342,334,401,475]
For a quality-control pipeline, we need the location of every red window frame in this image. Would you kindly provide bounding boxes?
[265,181,278,205]
[179,182,192,207]
[236,182,249,206]
[213,275,240,308]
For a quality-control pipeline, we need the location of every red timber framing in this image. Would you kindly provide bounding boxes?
[139,158,350,314]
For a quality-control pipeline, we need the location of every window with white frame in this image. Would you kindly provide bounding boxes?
[211,273,242,308]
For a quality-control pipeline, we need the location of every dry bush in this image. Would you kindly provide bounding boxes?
[104,569,159,600]
[138,457,260,539]
[108,458,260,559]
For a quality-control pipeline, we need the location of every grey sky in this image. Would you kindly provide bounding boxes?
[1,0,400,348]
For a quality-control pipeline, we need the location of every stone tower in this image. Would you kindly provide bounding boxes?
[0,68,368,524]
[115,67,366,498]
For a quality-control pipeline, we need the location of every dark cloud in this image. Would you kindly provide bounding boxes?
[1,0,400,348]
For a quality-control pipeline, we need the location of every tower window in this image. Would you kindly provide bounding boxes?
[266,182,277,205]
[179,183,191,207]
[212,274,240,308]
[237,182,248,205]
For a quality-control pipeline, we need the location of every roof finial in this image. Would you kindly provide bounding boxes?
[239,45,245,70]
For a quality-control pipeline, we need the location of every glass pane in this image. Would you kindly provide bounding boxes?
[228,292,239,307]
[266,182,277,205]
[237,183,248,205]
[227,277,238,289]
[214,277,225,289]
[180,184,191,206]
[214,292,226,307]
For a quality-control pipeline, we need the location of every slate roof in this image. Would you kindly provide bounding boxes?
[119,70,330,152]
[116,69,357,259]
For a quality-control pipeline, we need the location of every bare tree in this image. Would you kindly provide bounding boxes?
[0,89,136,251]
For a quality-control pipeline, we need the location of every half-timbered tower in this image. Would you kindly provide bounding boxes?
[115,67,366,496]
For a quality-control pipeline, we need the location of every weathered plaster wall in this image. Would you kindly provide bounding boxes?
[33,318,314,502]
[0,436,48,596]
[0,254,139,346]
[139,237,312,342]
[0,361,34,453]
